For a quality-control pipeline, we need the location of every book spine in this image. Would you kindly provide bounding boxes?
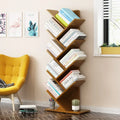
[62,75,73,88]
[62,74,72,85]
[58,12,71,24]
[48,82,60,95]
[61,8,80,20]
[47,83,59,98]
[62,31,77,45]
[61,49,84,64]
[51,40,63,53]
[47,42,61,56]
[59,29,73,43]
[49,18,63,31]
[64,32,80,47]
[60,71,72,83]
[63,54,78,67]
[55,14,68,27]
[46,65,58,78]
[49,80,63,94]
[60,29,80,44]
[60,49,74,64]
[65,55,86,68]
[59,10,72,22]
[49,60,63,75]
[45,22,58,37]
[48,18,63,37]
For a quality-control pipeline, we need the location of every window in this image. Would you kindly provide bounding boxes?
[94,0,120,56]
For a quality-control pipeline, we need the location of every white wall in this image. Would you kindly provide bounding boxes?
[1,0,120,113]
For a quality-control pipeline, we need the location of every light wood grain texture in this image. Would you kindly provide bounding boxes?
[46,9,88,114]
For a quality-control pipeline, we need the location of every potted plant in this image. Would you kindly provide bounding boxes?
[72,99,80,111]
[101,43,120,54]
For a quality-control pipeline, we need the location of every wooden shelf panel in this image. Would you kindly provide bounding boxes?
[47,39,85,61]
[47,60,84,81]
[45,108,90,114]
[57,39,85,60]
[57,80,85,100]
[47,80,85,101]
[56,19,85,40]
[57,60,84,81]
[47,50,65,70]
[47,18,85,40]
[46,70,65,90]
[47,30,66,49]
[47,90,56,100]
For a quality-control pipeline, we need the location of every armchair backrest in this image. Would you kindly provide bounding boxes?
[0,54,29,85]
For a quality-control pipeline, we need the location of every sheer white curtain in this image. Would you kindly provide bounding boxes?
[109,0,120,44]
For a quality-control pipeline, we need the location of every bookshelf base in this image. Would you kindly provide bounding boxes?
[45,108,90,114]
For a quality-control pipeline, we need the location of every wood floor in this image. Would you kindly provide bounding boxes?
[0,103,120,120]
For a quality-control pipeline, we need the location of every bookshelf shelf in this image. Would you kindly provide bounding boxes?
[47,59,84,81]
[46,9,89,114]
[47,18,85,40]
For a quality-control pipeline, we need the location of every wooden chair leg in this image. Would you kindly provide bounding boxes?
[11,94,15,111]
[16,93,22,105]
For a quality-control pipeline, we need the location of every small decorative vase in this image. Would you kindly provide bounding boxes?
[72,99,80,111]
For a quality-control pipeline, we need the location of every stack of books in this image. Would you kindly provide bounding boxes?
[47,40,63,57]
[45,18,64,37]
[55,8,80,27]
[60,70,85,89]
[60,49,86,68]
[47,79,63,98]
[59,29,86,47]
[47,59,64,78]
[19,105,37,114]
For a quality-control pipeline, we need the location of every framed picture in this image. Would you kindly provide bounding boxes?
[0,13,6,37]
[24,12,38,37]
[8,12,22,37]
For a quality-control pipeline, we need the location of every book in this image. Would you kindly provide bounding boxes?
[58,12,71,24]
[60,70,80,83]
[63,75,86,89]
[48,79,63,94]
[46,65,58,78]
[59,10,72,22]
[48,81,60,95]
[49,60,64,75]
[61,73,86,89]
[47,40,63,57]
[19,105,37,110]
[47,83,59,98]
[65,54,86,68]
[60,8,80,20]
[45,18,64,37]
[60,49,86,68]
[59,28,86,47]
[64,32,86,47]
[60,49,83,64]
[59,29,77,43]
[55,14,68,27]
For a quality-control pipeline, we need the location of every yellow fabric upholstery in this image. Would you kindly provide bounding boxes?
[0,54,29,95]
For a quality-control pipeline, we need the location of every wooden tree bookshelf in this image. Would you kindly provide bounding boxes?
[46,9,89,114]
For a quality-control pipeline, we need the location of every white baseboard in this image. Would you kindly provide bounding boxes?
[81,106,120,114]
[1,98,120,114]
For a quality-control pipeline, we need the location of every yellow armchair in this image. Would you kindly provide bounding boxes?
[0,54,29,111]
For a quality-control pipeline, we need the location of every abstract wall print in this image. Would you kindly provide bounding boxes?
[24,12,38,37]
[8,12,22,37]
[0,13,6,37]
